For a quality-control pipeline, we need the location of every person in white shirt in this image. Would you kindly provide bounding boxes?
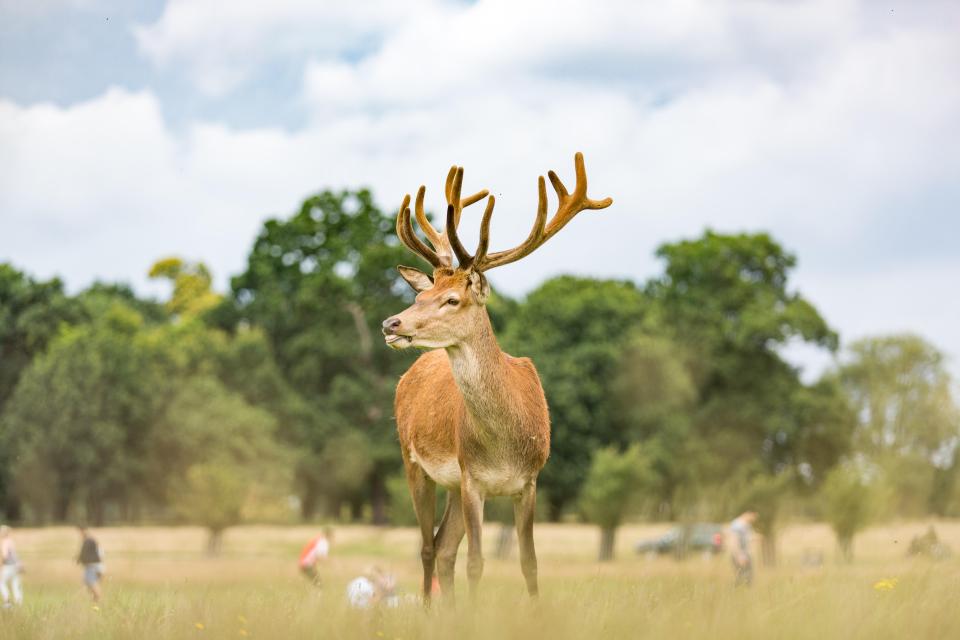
[729,511,758,586]
[347,566,397,609]
[0,525,23,607]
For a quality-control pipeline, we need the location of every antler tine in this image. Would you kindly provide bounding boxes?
[445,204,474,267]
[477,176,548,270]
[396,194,443,268]
[473,152,611,272]
[472,195,497,265]
[445,165,489,228]
[414,185,453,267]
[541,152,613,243]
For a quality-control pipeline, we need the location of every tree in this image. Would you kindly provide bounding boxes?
[153,377,291,553]
[644,231,846,524]
[821,464,886,562]
[838,334,960,516]
[0,264,82,519]
[0,302,169,523]
[226,189,417,522]
[612,332,698,519]
[502,276,647,518]
[580,444,652,561]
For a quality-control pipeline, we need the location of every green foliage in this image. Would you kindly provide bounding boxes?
[502,276,647,518]
[580,444,652,530]
[612,332,699,516]
[820,463,887,561]
[642,231,848,519]
[0,264,82,409]
[227,189,416,521]
[0,302,170,522]
[0,264,84,517]
[386,473,417,527]
[838,334,959,516]
[158,377,292,550]
[580,444,652,560]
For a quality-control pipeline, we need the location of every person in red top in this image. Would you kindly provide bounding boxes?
[299,527,333,586]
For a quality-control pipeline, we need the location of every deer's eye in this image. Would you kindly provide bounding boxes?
[445,298,460,306]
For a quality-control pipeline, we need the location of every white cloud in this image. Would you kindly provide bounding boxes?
[3,0,960,377]
[134,0,439,96]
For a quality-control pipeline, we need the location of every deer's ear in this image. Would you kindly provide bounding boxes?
[468,270,490,304]
[397,265,433,292]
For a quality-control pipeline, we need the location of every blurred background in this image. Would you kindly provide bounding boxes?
[1,0,959,568]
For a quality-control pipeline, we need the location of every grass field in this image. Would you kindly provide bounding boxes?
[2,521,958,639]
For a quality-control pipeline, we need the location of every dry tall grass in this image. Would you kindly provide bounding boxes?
[2,521,957,639]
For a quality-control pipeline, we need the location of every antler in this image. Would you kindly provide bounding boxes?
[446,152,612,271]
[396,167,488,268]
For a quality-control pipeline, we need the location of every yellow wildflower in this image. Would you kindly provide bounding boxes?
[238,615,248,625]
[873,578,898,591]
[239,630,249,637]
[195,622,206,630]
[91,605,100,612]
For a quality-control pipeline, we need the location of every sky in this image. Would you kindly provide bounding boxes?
[1,0,958,380]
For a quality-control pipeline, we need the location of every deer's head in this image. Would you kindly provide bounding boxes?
[382,152,612,350]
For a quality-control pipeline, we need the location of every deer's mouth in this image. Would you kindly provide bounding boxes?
[385,334,414,349]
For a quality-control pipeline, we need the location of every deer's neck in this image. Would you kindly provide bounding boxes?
[445,312,511,424]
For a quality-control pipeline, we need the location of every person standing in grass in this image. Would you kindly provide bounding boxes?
[0,525,23,608]
[730,511,758,587]
[76,526,104,602]
[298,526,333,586]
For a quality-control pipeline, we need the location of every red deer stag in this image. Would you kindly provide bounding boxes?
[382,153,612,603]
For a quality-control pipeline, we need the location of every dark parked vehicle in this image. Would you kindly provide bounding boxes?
[634,524,725,557]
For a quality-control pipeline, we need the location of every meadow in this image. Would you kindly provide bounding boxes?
[1,521,957,639]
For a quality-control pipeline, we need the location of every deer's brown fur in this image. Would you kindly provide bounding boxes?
[383,153,611,603]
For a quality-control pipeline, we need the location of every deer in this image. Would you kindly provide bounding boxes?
[381,152,612,604]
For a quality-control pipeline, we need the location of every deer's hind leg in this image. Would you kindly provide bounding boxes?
[434,488,465,605]
[406,463,437,603]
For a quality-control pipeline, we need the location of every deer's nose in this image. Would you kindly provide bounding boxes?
[382,316,402,335]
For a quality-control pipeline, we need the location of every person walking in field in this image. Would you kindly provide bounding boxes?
[76,526,104,602]
[298,527,332,586]
[729,511,758,587]
[0,525,23,608]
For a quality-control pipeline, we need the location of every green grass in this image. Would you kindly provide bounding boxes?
[2,523,958,639]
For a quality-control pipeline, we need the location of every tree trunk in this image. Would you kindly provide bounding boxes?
[350,496,364,522]
[87,496,106,527]
[599,526,617,561]
[54,491,71,523]
[207,528,224,556]
[370,473,388,526]
[2,495,22,524]
[300,483,319,522]
[761,530,777,567]
[547,497,563,522]
[837,535,853,563]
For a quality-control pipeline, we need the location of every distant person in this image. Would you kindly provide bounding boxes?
[298,527,333,586]
[0,525,23,608]
[76,526,104,601]
[729,511,757,587]
[346,566,397,609]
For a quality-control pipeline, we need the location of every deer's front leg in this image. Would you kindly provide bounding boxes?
[406,464,437,603]
[460,474,485,597]
[514,480,539,598]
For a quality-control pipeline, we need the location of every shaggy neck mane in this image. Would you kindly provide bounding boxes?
[444,310,512,423]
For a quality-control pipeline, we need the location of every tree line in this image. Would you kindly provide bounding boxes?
[1,188,957,559]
